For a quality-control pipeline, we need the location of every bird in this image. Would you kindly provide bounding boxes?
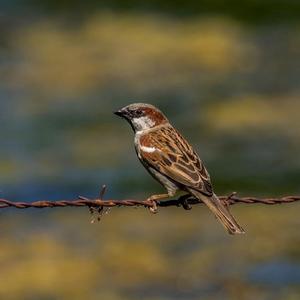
[114,103,245,234]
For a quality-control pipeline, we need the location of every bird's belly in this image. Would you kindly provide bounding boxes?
[148,167,179,195]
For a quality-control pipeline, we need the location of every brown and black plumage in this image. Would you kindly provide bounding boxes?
[115,103,245,234]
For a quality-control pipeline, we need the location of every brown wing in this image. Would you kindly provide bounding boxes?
[138,125,213,196]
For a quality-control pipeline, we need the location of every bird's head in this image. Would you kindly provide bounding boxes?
[114,103,168,132]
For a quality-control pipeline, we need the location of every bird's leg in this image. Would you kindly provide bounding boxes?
[146,193,171,213]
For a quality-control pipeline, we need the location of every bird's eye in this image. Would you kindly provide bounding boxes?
[135,109,143,117]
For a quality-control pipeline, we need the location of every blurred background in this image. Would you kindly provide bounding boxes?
[0,1,300,299]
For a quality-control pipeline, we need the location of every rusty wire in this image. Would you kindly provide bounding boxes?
[0,185,299,212]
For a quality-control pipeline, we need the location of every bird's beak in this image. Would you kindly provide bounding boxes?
[114,108,132,120]
[114,109,124,117]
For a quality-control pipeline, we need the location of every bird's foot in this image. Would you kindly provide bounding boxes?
[149,200,158,213]
[181,198,192,210]
[146,198,158,214]
[178,194,193,210]
[146,193,170,214]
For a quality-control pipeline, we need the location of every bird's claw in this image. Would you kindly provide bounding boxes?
[148,199,158,214]
[178,194,193,210]
[182,199,192,210]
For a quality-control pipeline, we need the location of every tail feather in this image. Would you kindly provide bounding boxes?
[189,190,245,235]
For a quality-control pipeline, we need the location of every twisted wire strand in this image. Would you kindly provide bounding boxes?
[0,186,299,210]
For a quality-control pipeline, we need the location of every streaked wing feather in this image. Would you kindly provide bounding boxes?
[139,125,213,196]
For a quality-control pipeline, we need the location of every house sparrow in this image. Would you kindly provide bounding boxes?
[114,103,244,234]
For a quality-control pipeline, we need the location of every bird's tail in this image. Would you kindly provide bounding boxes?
[189,190,245,235]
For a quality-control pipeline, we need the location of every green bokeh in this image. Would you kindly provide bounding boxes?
[0,2,300,299]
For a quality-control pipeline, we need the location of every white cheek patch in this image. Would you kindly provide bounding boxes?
[133,116,156,131]
[141,146,157,153]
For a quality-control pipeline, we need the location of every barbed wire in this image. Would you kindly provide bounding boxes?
[0,186,299,214]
